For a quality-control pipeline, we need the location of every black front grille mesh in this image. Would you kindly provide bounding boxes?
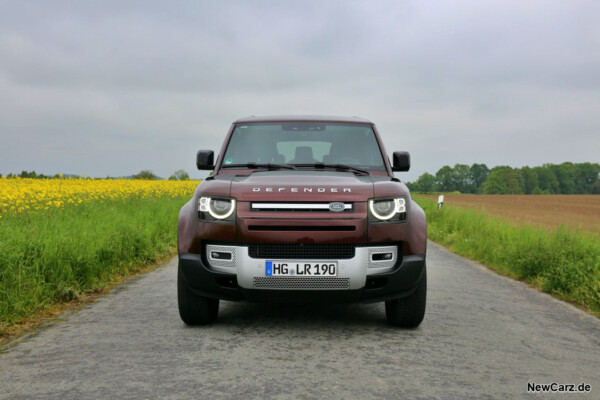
[248,243,355,260]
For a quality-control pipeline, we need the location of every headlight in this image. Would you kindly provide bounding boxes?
[369,198,406,222]
[198,197,236,220]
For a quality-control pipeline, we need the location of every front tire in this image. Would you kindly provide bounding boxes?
[385,266,426,328]
[178,266,219,325]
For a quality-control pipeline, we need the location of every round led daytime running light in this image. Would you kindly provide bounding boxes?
[369,198,406,221]
[199,197,236,220]
[369,199,396,220]
[208,198,235,219]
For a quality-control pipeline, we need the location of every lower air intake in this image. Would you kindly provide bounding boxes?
[253,277,350,290]
[248,243,355,259]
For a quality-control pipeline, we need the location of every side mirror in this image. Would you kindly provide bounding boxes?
[392,151,410,172]
[196,150,215,170]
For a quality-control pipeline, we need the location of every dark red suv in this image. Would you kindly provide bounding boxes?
[177,116,427,327]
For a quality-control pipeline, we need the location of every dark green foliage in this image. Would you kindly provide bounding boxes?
[520,166,539,194]
[574,162,600,193]
[482,166,523,194]
[435,166,456,192]
[17,170,51,179]
[549,163,576,194]
[3,171,85,179]
[452,164,472,193]
[408,162,599,194]
[132,170,158,180]
[533,166,560,194]
[470,163,490,192]
[408,172,436,192]
[169,169,190,181]
[409,163,487,193]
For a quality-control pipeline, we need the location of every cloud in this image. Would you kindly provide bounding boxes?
[0,0,599,180]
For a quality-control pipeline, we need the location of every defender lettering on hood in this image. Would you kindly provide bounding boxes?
[177,115,427,328]
[252,187,352,193]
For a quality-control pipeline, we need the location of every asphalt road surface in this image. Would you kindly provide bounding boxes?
[1,241,598,400]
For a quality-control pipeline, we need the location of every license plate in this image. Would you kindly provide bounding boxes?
[265,261,337,277]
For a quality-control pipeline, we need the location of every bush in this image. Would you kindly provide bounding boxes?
[169,169,189,181]
[132,170,157,180]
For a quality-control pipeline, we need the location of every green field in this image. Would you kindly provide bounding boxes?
[414,196,600,316]
[0,196,189,337]
[2,190,598,338]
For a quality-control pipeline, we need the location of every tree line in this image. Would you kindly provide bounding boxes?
[406,162,600,194]
[1,169,190,181]
[1,171,73,179]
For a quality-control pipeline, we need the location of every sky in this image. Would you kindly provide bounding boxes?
[1,0,599,182]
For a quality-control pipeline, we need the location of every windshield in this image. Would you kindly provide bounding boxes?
[221,122,386,170]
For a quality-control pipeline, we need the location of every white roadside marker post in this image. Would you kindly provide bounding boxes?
[438,195,444,209]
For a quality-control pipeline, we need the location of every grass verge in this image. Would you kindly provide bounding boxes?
[0,196,189,337]
[414,196,600,316]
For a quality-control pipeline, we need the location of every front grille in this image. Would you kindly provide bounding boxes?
[248,243,355,259]
[248,225,355,232]
[251,202,353,213]
[253,277,350,289]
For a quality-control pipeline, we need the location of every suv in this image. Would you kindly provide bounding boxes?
[177,116,427,327]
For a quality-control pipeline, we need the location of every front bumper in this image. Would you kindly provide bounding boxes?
[178,244,425,304]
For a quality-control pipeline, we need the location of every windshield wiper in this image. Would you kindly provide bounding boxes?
[293,163,370,176]
[221,163,297,170]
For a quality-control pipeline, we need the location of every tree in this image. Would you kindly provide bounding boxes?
[132,170,157,180]
[533,166,559,194]
[520,166,539,194]
[549,163,576,194]
[19,170,36,178]
[429,164,476,193]
[169,169,190,181]
[470,163,490,193]
[453,164,473,193]
[573,162,600,194]
[435,166,454,192]
[411,172,436,192]
[408,161,599,195]
[482,166,523,194]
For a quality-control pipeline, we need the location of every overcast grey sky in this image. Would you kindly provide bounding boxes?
[1,0,599,181]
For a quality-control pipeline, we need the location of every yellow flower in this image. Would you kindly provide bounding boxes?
[0,178,199,216]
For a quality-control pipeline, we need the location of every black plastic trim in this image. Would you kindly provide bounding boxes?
[178,252,425,304]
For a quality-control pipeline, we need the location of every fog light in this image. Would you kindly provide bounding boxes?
[211,251,232,260]
[372,252,393,261]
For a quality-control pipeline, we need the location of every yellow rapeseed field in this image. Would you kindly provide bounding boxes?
[0,177,199,216]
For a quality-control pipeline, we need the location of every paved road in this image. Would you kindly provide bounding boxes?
[1,241,598,399]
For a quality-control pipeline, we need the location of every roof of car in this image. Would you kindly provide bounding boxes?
[234,115,373,124]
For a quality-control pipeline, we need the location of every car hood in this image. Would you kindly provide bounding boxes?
[226,171,375,202]
[198,170,409,201]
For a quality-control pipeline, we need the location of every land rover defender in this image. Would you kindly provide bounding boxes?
[177,116,427,327]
